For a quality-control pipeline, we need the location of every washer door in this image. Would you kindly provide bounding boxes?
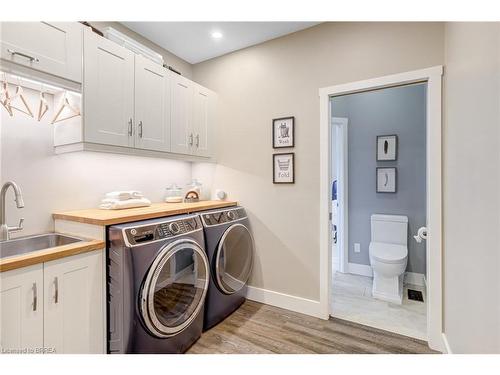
[215,223,254,294]
[140,239,209,338]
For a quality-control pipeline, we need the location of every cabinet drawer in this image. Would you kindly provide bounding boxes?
[0,22,83,83]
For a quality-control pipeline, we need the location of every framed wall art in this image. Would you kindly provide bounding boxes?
[273,153,295,184]
[272,116,295,148]
[376,134,398,161]
[376,167,397,193]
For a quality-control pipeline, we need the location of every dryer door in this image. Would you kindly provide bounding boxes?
[215,223,255,294]
[140,239,209,338]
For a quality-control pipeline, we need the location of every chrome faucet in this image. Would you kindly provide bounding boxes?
[0,181,25,241]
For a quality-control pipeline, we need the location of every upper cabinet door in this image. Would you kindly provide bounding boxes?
[193,84,216,158]
[43,251,104,354]
[134,55,171,152]
[0,264,44,353]
[170,72,194,155]
[0,22,83,83]
[83,29,135,148]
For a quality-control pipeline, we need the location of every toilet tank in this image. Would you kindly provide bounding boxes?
[371,214,408,245]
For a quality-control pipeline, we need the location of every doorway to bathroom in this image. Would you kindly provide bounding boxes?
[330,83,428,340]
[319,67,444,352]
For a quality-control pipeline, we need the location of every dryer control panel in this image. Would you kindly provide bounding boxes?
[123,215,200,247]
[201,207,247,227]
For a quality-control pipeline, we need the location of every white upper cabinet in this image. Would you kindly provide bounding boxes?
[0,22,83,83]
[83,28,135,148]
[193,84,216,158]
[43,251,104,354]
[170,72,194,155]
[0,264,44,353]
[134,55,171,152]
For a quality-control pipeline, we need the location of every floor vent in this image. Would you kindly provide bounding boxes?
[408,289,424,302]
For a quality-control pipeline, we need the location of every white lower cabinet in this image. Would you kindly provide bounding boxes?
[43,251,104,354]
[0,250,104,354]
[0,264,44,353]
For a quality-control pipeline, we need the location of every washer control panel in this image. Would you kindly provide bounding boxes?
[201,207,247,227]
[124,215,200,246]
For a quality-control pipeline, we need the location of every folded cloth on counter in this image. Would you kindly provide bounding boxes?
[104,190,143,201]
[99,197,151,210]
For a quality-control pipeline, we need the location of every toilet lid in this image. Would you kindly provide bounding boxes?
[369,242,408,264]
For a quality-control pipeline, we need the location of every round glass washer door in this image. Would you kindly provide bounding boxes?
[215,223,254,294]
[140,239,209,338]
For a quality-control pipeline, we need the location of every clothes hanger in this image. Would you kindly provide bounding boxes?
[6,77,34,118]
[51,91,80,124]
[37,84,49,122]
[0,74,13,116]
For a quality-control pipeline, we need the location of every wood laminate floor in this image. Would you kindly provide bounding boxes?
[188,300,438,354]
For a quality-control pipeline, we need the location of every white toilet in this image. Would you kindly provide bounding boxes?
[369,214,408,304]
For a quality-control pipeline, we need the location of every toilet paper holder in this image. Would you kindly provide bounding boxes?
[413,227,428,243]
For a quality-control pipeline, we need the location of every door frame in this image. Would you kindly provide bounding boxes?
[331,117,349,274]
[318,66,444,352]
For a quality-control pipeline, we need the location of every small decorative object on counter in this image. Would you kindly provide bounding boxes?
[186,179,203,198]
[215,189,227,200]
[164,184,183,203]
[184,189,200,203]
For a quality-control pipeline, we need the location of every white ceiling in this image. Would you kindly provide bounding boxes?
[121,22,320,64]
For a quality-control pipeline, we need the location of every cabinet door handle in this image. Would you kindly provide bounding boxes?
[138,121,143,138]
[195,134,200,147]
[6,49,40,63]
[188,133,193,146]
[53,277,59,304]
[32,282,37,311]
[128,118,133,136]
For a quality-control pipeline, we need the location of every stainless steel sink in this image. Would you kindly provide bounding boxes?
[0,233,84,259]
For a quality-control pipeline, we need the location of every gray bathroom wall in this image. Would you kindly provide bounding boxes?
[331,84,427,274]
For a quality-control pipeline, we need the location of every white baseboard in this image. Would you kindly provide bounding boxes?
[346,263,426,288]
[404,272,426,287]
[347,262,373,277]
[246,286,323,319]
[442,333,453,354]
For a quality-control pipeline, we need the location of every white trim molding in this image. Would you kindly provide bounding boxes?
[319,66,444,352]
[345,265,426,288]
[347,262,372,277]
[442,333,453,354]
[404,272,426,287]
[246,286,323,319]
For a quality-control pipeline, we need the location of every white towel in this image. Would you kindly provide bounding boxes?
[99,197,151,210]
[104,190,143,201]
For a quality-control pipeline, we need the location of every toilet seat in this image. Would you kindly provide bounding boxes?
[369,242,408,264]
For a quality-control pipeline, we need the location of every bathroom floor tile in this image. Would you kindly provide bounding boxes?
[331,271,427,340]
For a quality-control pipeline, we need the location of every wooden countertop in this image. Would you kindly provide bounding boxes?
[53,200,238,226]
[0,239,105,272]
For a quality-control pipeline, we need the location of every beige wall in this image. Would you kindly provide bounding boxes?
[90,22,193,79]
[193,22,445,300]
[443,22,500,353]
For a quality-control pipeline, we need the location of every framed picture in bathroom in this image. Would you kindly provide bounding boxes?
[376,167,397,193]
[376,134,398,161]
[272,116,295,148]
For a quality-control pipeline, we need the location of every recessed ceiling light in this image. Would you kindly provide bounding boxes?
[211,31,223,39]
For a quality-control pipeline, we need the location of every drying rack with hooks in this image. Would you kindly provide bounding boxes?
[0,71,81,124]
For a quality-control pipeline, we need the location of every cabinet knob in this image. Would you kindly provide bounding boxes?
[53,277,59,304]
[32,282,37,311]
[7,49,39,63]
[138,121,143,138]
[195,134,200,147]
[128,118,133,136]
[189,133,194,146]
